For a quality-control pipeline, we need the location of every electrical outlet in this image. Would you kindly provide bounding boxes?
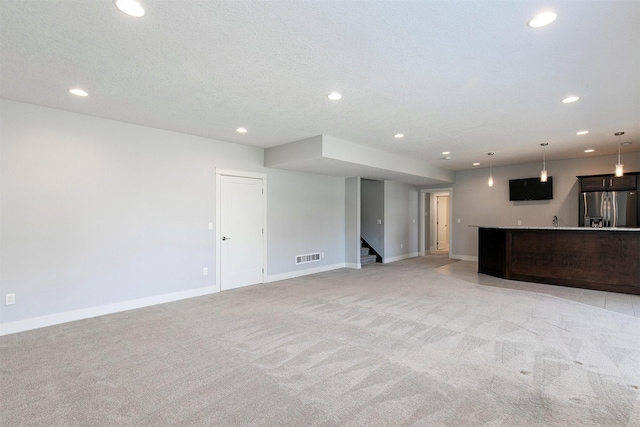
[208,222,213,230]
[377,219,382,225]
[6,293,15,305]
[457,218,461,223]
[517,220,522,225]
[400,244,404,249]
[203,268,208,276]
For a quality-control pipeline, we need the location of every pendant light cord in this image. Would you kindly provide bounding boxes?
[615,131,624,177]
[616,131,624,164]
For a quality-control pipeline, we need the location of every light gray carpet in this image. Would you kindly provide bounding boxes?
[2,256,640,426]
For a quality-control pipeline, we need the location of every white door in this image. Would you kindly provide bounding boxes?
[220,175,264,291]
[437,196,449,251]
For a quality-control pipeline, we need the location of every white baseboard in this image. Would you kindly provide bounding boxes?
[266,262,346,282]
[345,262,361,269]
[0,286,217,336]
[450,253,478,262]
[383,252,419,264]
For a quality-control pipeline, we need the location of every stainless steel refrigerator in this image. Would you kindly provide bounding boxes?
[579,190,638,227]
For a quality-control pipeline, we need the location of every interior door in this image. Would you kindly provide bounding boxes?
[436,196,449,251]
[220,175,264,291]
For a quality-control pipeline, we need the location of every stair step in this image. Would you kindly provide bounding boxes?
[360,247,370,255]
[361,254,377,265]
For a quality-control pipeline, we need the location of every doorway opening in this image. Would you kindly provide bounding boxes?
[419,188,452,256]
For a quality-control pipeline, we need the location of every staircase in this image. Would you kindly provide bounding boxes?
[361,241,378,265]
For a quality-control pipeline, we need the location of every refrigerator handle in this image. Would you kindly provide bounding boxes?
[611,192,617,228]
[600,194,606,227]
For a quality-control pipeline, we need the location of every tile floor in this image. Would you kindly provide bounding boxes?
[433,260,640,318]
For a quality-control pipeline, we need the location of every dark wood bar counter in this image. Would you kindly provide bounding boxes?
[478,227,640,295]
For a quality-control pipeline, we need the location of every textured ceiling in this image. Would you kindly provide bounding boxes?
[1,0,639,174]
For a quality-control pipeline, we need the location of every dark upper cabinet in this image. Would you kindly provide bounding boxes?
[580,176,608,191]
[610,175,637,190]
[578,174,637,192]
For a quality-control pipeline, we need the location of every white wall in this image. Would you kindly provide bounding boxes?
[383,181,419,261]
[449,153,640,259]
[344,177,361,267]
[361,179,385,256]
[267,170,345,275]
[0,100,345,331]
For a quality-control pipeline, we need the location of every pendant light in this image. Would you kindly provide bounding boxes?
[540,143,549,182]
[615,131,624,177]
[487,152,495,187]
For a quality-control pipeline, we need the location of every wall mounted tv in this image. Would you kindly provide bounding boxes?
[509,177,553,201]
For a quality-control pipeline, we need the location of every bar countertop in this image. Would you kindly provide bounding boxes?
[471,225,640,231]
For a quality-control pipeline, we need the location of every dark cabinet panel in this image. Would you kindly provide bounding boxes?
[579,173,637,192]
[609,175,637,190]
[478,227,640,295]
[478,228,507,278]
[580,176,607,191]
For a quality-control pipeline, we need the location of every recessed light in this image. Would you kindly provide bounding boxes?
[327,92,342,100]
[442,151,450,155]
[528,11,557,28]
[69,88,88,97]
[442,156,451,160]
[584,149,595,153]
[473,162,480,166]
[394,134,404,138]
[562,96,580,104]
[236,128,247,133]
[576,130,589,135]
[114,0,145,17]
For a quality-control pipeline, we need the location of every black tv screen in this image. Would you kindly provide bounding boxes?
[509,177,553,201]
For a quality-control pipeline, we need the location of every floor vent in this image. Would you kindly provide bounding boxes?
[296,252,321,265]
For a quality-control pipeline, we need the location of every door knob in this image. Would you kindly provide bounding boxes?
[222,236,231,241]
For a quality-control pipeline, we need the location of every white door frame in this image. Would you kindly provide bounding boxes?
[419,188,453,256]
[215,169,267,293]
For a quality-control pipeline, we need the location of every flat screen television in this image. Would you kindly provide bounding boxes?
[509,177,553,201]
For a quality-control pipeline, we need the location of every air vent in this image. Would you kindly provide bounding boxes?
[295,252,321,265]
